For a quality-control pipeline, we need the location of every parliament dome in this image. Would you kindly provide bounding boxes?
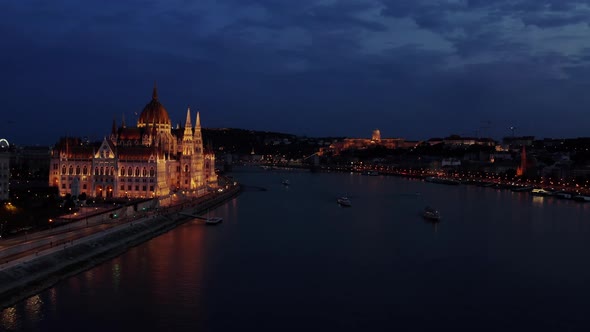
[138,86,171,126]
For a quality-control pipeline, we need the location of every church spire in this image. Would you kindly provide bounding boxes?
[152,81,158,100]
[111,117,117,135]
[196,111,201,129]
[184,106,192,129]
[121,113,126,128]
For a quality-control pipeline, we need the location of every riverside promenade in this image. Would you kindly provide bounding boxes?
[0,183,241,310]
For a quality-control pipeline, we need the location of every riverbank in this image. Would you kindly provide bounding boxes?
[263,163,590,198]
[0,184,240,310]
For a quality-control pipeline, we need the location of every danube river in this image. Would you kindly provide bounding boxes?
[3,167,590,331]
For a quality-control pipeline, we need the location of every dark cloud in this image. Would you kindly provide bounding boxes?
[1,0,590,144]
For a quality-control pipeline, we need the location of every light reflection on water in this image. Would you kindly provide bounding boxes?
[2,167,590,331]
[1,307,18,331]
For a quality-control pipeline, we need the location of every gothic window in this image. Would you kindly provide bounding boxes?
[111,167,115,176]
[100,167,104,175]
[68,165,73,175]
[83,166,88,175]
[142,168,147,177]
[76,166,80,175]
[62,165,66,175]
[95,168,99,176]
[128,168,133,176]
[150,167,155,177]
[134,167,140,177]
[121,167,125,176]
[184,165,189,173]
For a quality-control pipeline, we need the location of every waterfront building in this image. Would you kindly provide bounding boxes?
[49,86,217,198]
[319,130,413,156]
[0,139,10,201]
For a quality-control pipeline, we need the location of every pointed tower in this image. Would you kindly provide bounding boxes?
[193,111,205,187]
[182,107,194,155]
[110,117,118,144]
[516,145,527,176]
[121,113,126,128]
[152,81,158,100]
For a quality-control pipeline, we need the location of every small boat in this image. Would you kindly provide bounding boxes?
[511,185,533,192]
[282,179,290,186]
[573,195,590,202]
[423,206,440,221]
[337,197,352,207]
[205,216,223,225]
[532,188,552,196]
[554,191,573,199]
[363,170,379,176]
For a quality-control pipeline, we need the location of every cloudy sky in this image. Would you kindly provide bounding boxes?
[2,0,590,144]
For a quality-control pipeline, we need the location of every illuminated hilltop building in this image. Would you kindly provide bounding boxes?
[49,86,217,198]
[319,129,417,156]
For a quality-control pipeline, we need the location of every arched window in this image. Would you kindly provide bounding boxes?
[135,167,140,177]
[83,166,88,175]
[100,167,104,175]
[184,165,189,173]
[150,167,155,177]
[128,168,132,176]
[142,168,147,177]
[68,165,73,175]
[95,168,99,176]
[61,165,66,175]
[111,167,115,176]
[121,167,125,176]
[75,166,80,175]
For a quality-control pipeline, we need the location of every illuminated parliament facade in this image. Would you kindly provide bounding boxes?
[49,86,217,198]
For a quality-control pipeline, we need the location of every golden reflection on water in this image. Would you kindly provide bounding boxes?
[1,307,18,331]
[532,196,545,206]
[24,295,43,322]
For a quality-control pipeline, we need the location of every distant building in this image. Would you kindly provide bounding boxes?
[319,130,406,155]
[503,136,534,149]
[443,135,495,147]
[10,145,50,178]
[49,85,217,198]
[0,139,10,201]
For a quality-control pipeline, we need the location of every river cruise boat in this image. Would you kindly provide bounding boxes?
[531,188,552,196]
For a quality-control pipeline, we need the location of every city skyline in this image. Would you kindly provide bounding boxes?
[3,1,590,145]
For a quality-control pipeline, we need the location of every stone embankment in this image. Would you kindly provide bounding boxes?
[0,185,240,310]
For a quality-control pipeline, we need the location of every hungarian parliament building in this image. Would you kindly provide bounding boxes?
[49,86,217,198]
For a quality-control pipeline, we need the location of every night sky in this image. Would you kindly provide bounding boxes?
[2,0,590,145]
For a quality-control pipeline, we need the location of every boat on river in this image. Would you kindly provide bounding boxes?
[532,188,552,196]
[337,197,352,207]
[422,206,440,221]
[573,195,590,202]
[511,185,534,192]
[205,216,223,225]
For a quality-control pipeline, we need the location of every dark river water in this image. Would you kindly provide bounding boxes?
[3,167,590,331]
